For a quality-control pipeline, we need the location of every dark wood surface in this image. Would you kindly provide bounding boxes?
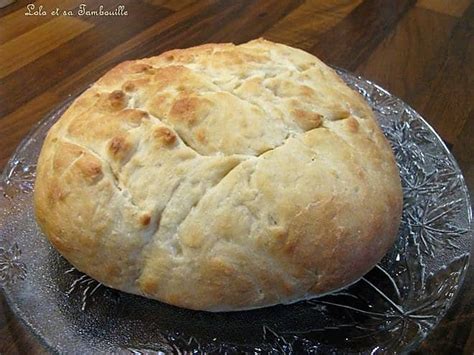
[0,0,472,353]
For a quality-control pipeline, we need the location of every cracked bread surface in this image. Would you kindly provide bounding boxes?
[34,39,402,311]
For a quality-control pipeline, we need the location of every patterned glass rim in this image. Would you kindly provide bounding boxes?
[0,68,471,353]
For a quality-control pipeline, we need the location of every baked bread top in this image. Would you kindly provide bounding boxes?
[34,39,402,311]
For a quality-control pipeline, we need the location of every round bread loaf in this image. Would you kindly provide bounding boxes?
[34,39,402,311]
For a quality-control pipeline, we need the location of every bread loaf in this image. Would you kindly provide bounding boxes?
[34,39,402,311]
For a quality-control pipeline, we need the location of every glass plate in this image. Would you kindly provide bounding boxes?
[0,69,471,354]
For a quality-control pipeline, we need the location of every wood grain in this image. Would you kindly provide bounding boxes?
[410,2,474,144]
[0,16,92,79]
[356,6,462,140]
[0,0,30,16]
[310,0,416,70]
[357,6,457,99]
[145,0,199,11]
[0,0,472,353]
[0,0,172,118]
[265,0,363,50]
[417,0,471,17]
[0,0,86,44]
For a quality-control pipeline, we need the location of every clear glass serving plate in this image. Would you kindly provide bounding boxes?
[0,69,471,354]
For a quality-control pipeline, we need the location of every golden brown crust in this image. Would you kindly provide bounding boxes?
[34,39,402,311]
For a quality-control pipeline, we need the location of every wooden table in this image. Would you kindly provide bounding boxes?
[0,0,472,353]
